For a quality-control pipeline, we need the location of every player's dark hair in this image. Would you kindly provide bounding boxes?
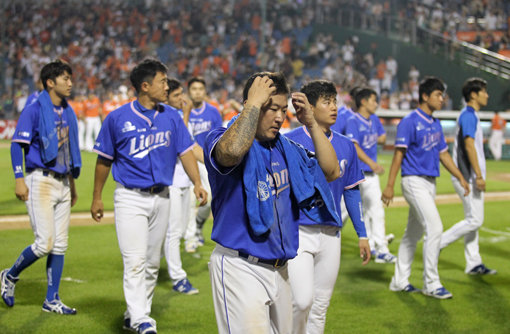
[300,80,336,107]
[40,60,72,90]
[354,87,378,109]
[462,77,487,102]
[130,58,168,93]
[187,76,206,89]
[167,78,182,94]
[418,76,445,103]
[242,72,289,102]
[349,86,362,98]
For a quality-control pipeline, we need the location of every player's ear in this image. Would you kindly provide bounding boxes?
[46,78,55,89]
[140,81,150,93]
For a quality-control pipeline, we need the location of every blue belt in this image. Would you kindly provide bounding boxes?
[238,251,288,268]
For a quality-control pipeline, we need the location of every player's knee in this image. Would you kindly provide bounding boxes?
[467,217,483,230]
[34,237,58,257]
[293,295,313,314]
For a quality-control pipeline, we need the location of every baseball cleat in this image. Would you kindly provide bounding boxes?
[123,317,136,332]
[389,282,421,293]
[385,233,395,244]
[195,229,205,247]
[422,287,453,299]
[137,322,157,334]
[173,278,199,295]
[184,240,197,253]
[1,269,18,307]
[374,252,397,264]
[467,264,497,275]
[42,299,77,315]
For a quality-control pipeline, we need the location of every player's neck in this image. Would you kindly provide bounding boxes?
[192,101,203,109]
[48,89,63,107]
[418,103,433,115]
[137,95,158,110]
[358,108,371,119]
[467,101,480,111]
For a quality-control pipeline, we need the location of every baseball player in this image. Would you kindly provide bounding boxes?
[285,80,370,334]
[90,59,207,334]
[331,87,358,224]
[330,86,357,136]
[345,87,396,263]
[186,77,222,248]
[163,78,200,294]
[382,77,469,299]
[440,78,497,275]
[83,92,102,151]
[206,72,341,333]
[1,60,81,314]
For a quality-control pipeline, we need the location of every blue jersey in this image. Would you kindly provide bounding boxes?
[395,108,448,177]
[331,106,354,135]
[453,106,486,181]
[24,91,41,109]
[93,100,194,189]
[285,127,365,231]
[345,113,385,172]
[189,102,222,148]
[204,127,300,261]
[12,101,72,175]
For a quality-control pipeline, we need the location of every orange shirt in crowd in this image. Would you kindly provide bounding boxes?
[492,113,507,130]
[68,99,84,119]
[84,96,102,118]
[102,99,118,118]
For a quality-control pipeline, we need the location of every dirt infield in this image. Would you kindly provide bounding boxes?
[1,192,508,231]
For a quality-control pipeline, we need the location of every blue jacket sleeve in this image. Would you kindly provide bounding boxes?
[11,142,25,178]
[343,186,367,238]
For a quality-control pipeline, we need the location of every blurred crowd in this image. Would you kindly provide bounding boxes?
[0,0,506,120]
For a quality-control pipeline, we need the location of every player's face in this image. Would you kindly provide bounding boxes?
[364,94,378,114]
[312,95,337,129]
[168,86,184,109]
[50,71,73,98]
[474,88,489,107]
[189,82,206,104]
[424,89,444,112]
[146,71,169,103]
[255,94,288,142]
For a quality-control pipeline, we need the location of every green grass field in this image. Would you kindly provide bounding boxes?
[0,201,509,333]
[0,145,509,215]
[0,144,509,333]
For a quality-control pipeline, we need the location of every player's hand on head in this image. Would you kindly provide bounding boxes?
[291,92,316,128]
[90,199,104,222]
[246,76,275,109]
[14,178,29,202]
[381,186,394,206]
[359,239,371,265]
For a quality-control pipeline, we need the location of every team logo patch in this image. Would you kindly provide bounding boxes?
[122,121,136,133]
[416,122,425,131]
[257,181,270,201]
[18,131,30,138]
[339,159,347,177]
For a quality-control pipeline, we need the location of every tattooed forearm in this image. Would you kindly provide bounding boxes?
[214,104,260,167]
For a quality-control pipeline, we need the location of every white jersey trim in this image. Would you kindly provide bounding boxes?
[12,139,31,144]
[93,149,114,160]
[344,178,365,190]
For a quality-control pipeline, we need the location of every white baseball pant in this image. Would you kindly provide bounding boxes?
[390,176,443,292]
[184,162,211,243]
[359,173,389,254]
[288,225,341,334]
[114,184,170,329]
[339,197,349,223]
[441,178,484,272]
[164,185,193,283]
[85,116,101,151]
[489,129,504,161]
[25,170,71,257]
[209,244,292,334]
[78,119,85,151]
